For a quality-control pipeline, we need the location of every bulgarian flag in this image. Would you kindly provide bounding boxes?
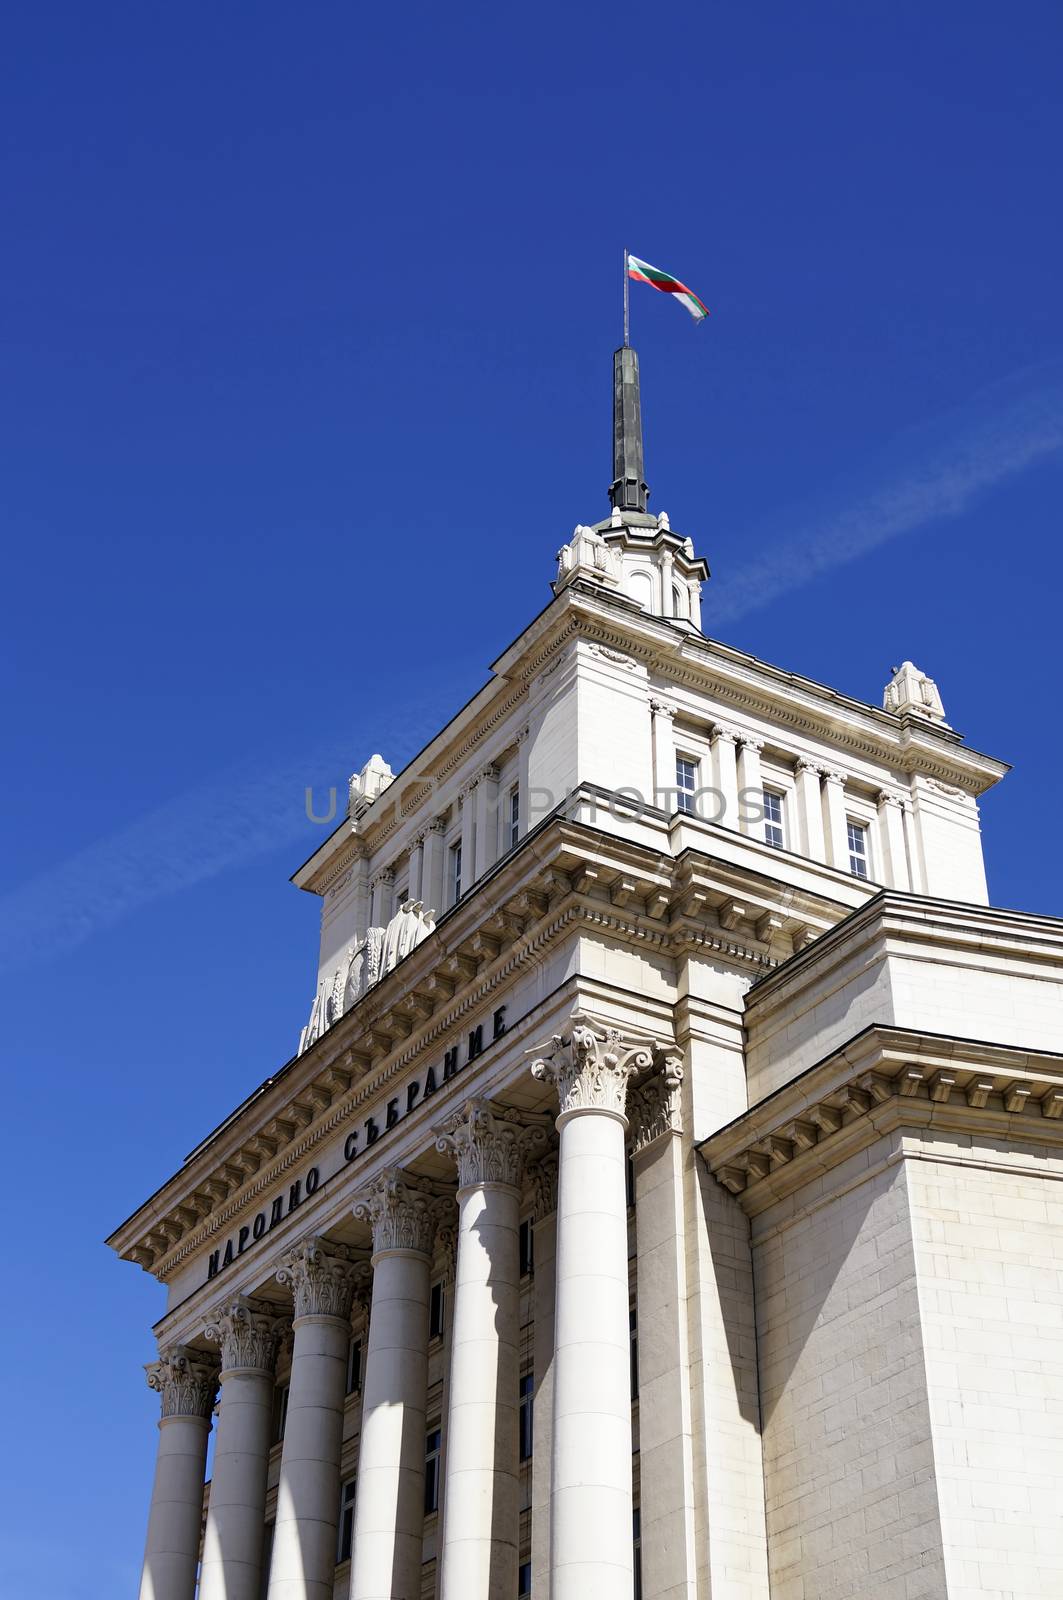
[627,254,709,323]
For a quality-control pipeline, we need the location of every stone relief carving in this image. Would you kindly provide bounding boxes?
[275,1237,366,1322]
[299,903,436,1054]
[526,1151,559,1220]
[553,524,623,593]
[353,1168,440,1258]
[627,1053,685,1154]
[882,660,948,724]
[145,1344,220,1419]
[529,1016,654,1120]
[434,1097,548,1191]
[203,1296,286,1374]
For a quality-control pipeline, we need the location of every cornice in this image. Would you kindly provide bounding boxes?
[699,1023,1063,1215]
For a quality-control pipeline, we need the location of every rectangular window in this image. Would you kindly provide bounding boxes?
[633,1508,643,1600]
[271,1383,290,1445]
[336,1477,356,1563]
[847,819,870,879]
[675,755,698,815]
[519,1372,534,1461]
[630,1307,639,1401]
[518,1217,534,1278]
[346,1337,362,1397]
[509,785,520,848]
[429,1279,445,1340]
[518,1560,532,1597]
[763,788,785,849]
[424,1427,442,1515]
[450,840,463,903]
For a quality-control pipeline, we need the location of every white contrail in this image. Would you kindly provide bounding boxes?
[709,363,1063,625]
[0,689,460,973]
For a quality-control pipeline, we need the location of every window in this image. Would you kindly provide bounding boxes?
[763,789,785,849]
[424,1428,442,1514]
[675,755,698,815]
[848,819,870,879]
[518,1559,532,1597]
[449,840,463,903]
[518,1218,534,1278]
[336,1477,356,1563]
[633,1508,643,1600]
[346,1337,362,1396]
[630,1307,639,1401]
[429,1279,445,1340]
[271,1383,290,1445]
[509,785,520,848]
[519,1372,534,1461]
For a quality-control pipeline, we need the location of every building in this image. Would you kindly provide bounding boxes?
[110,346,1063,1600]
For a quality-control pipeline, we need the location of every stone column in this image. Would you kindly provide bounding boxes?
[629,1059,697,1600]
[349,1170,439,1600]
[434,1100,544,1599]
[649,699,678,812]
[421,818,447,917]
[408,834,426,903]
[138,1345,219,1600]
[474,764,501,879]
[529,1154,559,1600]
[531,1018,653,1600]
[200,1298,285,1600]
[877,790,911,889]
[267,1240,367,1600]
[795,759,826,861]
[515,725,531,834]
[711,726,740,832]
[459,784,477,897]
[369,869,394,929]
[736,735,764,836]
[822,768,851,871]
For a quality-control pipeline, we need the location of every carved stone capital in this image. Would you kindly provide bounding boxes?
[877,789,905,810]
[370,866,395,889]
[353,1168,439,1259]
[529,1016,654,1123]
[146,1344,219,1420]
[795,757,825,777]
[478,763,501,786]
[822,767,847,787]
[738,734,765,752]
[434,1098,547,1191]
[649,698,678,720]
[627,1053,685,1154]
[275,1237,367,1322]
[515,724,531,746]
[527,1151,559,1221]
[203,1296,285,1375]
[711,723,741,746]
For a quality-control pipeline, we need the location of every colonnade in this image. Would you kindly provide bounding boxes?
[138,1021,657,1600]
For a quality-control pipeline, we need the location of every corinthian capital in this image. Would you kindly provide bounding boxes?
[203,1296,285,1375]
[353,1168,439,1259]
[529,1016,654,1122]
[145,1344,219,1420]
[434,1098,548,1191]
[627,1052,685,1154]
[275,1237,368,1322]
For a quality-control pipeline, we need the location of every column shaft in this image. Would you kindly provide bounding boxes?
[736,738,764,836]
[712,729,739,832]
[822,771,851,871]
[530,1198,558,1600]
[139,1347,218,1600]
[796,762,826,861]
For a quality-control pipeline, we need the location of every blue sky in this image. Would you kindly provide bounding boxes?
[3,2,1063,1590]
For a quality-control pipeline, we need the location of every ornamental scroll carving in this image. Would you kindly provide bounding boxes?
[527,1151,559,1220]
[434,1098,548,1191]
[529,1017,654,1121]
[626,1053,685,1154]
[353,1169,440,1259]
[275,1237,367,1322]
[145,1344,220,1419]
[203,1296,286,1374]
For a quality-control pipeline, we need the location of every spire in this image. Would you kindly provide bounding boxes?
[609,345,650,514]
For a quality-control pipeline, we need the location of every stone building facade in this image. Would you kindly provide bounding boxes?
[110,352,1063,1600]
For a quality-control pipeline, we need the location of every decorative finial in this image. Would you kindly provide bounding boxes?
[608,346,649,514]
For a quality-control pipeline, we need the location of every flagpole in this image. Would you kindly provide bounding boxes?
[623,248,630,347]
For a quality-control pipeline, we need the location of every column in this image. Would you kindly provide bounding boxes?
[822,768,850,871]
[659,549,675,617]
[349,1170,439,1600]
[200,1298,285,1600]
[795,759,826,861]
[421,818,447,917]
[877,790,911,889]
[529,1154,559,1600]
[629,1060,698,1600]
[711,726,740,832]
[139,1345,219,1600]
[531,1018,652,1600]
[649,699,678,812]
[352,856,371,939]
[515,726,531,835]
[736,735,764,836]
[369,869,394,928]
[434,1101,543,1598]
[460,785,477,896]
[267,1240,366,1600]
[408,834,425,903]
[473,765,500,879]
